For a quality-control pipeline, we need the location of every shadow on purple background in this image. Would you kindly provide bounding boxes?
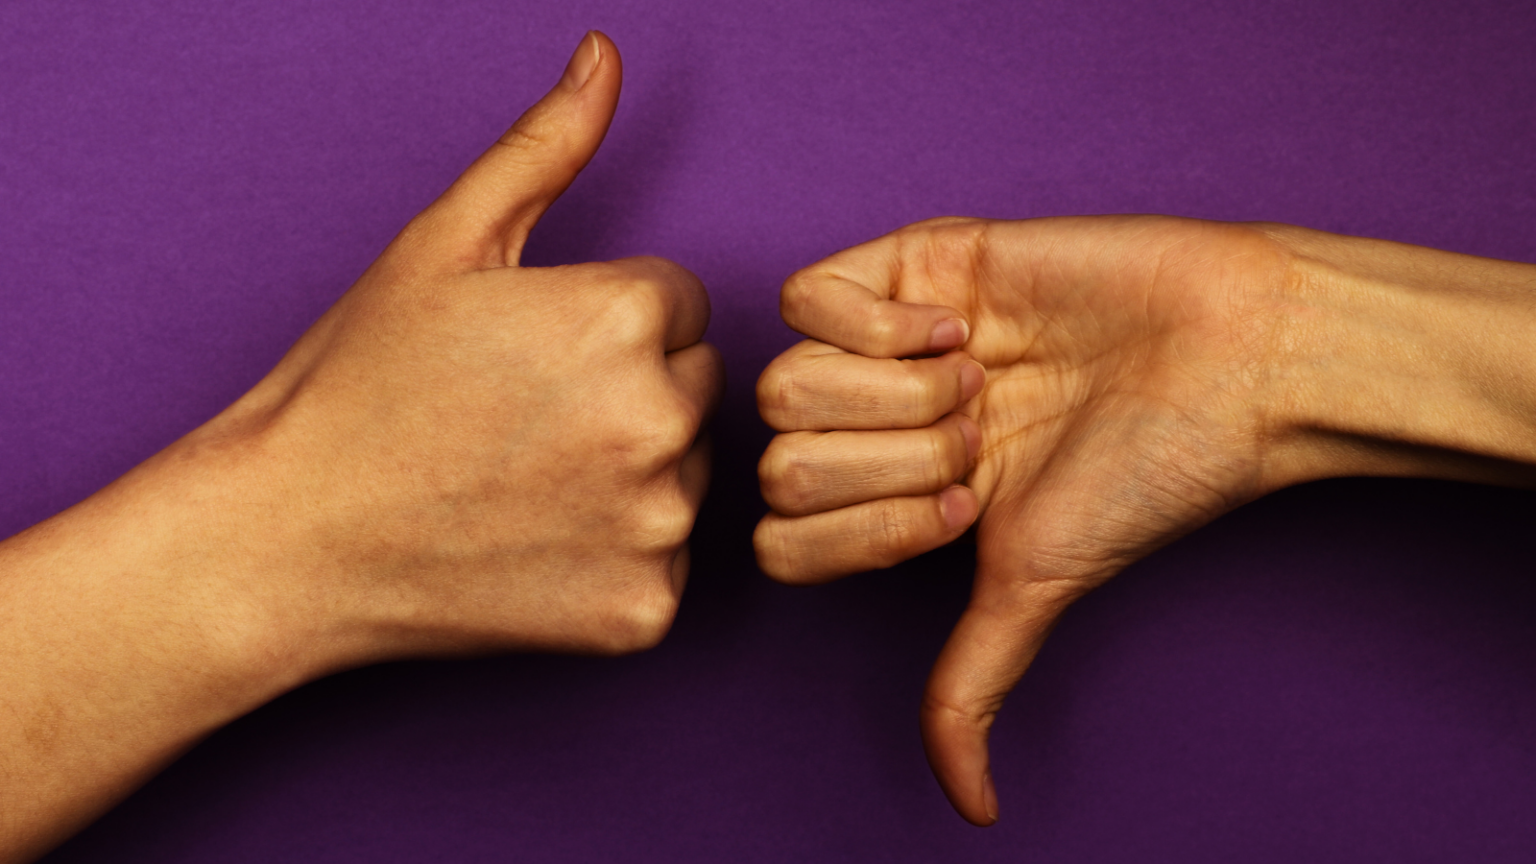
[2,0,1533,860]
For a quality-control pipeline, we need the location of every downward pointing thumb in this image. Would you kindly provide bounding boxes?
[920,518,1086,826]
[422,31,623,268]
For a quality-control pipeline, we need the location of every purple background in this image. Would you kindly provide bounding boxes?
[4,0,1535,860]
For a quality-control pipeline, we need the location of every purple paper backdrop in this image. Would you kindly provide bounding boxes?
[4,0,1535,861]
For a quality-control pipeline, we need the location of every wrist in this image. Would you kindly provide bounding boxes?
[0,413,355,856]
[42,408,368,710]
[1254,225,1536,489]
[147,408,385,690]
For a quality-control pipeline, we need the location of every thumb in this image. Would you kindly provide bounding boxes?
[918,523,1090,827]
[418,31,622,268]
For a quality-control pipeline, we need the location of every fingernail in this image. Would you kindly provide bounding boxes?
[959,417,982,462]
[560,31,601,91]
[983,769,999,823]
[938,485,977,532]
[959,361,986,401]
[929,318,969,352]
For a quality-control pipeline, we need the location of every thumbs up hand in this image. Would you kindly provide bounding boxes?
[0,36,728,857]
[755,216,1309,825]
[209,32,722,662]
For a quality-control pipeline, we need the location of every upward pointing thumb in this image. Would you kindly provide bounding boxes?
[423,31,622,268]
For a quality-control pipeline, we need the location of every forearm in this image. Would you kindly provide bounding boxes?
[0,427,337,862]
[1260,226,1536,488]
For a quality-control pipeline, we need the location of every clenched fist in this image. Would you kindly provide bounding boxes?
[234,31,723,660]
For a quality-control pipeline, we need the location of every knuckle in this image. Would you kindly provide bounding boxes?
[920,689,998,732]
[909,217,986,253]
[868,499,919,564]
[757,435,814,514]
[863,310,903,355]
[752,517,800,583]
[945,420,973,477]
[598,577,679,654]
[631,493,696,553]
[755,360,787,409]
[896,365,943,425]
[912,362,945,404]
[778,270,818,325]
[623,402,697,473]
[899,218,989,284]
[933,218,990,250]
[925,429,957,488]
[755,357,805,428]
[593,306,657,351]
[594,282,666,349]
[496,122,554,156]
[907,215,977,232]
[653,401,699,453]
[756,440,789,496]
[623,254,706,321]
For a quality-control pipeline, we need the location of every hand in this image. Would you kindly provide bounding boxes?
[755,216,1314,824]
[223,30,723,661]
[0,31,722,861]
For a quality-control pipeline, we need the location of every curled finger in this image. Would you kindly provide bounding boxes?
[760,413,981,516]
[754,486,979,584]
[758,340,985,432]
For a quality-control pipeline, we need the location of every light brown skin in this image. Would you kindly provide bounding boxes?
[5,32,1536,861]
[755,215,1536,826]
[0,32,724,862]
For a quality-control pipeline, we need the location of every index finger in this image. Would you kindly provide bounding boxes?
[780,235,970,359]
[590,255,712,352]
